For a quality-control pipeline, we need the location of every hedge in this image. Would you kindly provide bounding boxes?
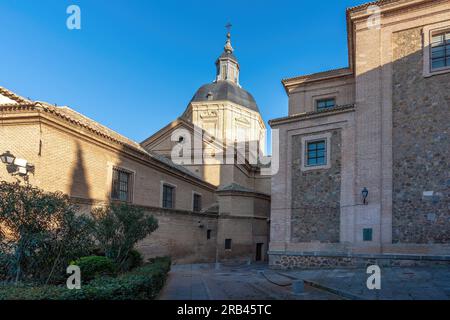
[0,257,171,300]
[70,256,117,282]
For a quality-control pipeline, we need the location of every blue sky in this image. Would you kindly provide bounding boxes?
[0,0,364,145]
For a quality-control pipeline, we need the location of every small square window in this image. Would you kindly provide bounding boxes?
[306,140,327,166]
[363,228,373,242]
[225,239,232,250]
[316,98,336,112]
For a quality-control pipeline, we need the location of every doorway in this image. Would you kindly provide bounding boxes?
[255,243,264,262]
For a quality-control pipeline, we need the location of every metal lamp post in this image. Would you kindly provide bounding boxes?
[362,187,369,205]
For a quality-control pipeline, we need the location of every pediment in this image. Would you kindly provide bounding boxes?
[141,118,225,157]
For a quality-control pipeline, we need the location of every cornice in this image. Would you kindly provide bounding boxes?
[281,0,443,94]
[216,190,271,200]
[347,0,437,20]
[189,100,267,129]
[269,104,356,127]
[281,68,354,94]
[71,197,220,218]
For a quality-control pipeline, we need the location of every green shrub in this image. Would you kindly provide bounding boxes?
[0,252,10,281]
[0,181,94,284]
[0,257,171,300]
[65,257,171,300]
[70,256,117,282]
[90,203,158,270]
[121,249,144,272]
[0,283,66,300]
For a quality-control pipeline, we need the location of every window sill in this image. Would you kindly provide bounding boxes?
[424,66,450,78]
[302,164,331,172]
[111,198,132,204]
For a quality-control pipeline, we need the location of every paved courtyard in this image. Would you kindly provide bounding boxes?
[158,263,341,300]
[158,263,450,300]
[280,265,450,300]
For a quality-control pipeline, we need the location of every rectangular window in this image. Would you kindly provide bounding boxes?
[193,193,202,212]
[207,229,212,240]
[306,140,327,166]
[162,184,175,209]
[363,228,373,242]
[225,239,232,250]
[316,98,336,112]
[111,167,133,202]
[431,31,450,70]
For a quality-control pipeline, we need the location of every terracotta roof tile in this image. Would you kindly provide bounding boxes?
[0,86,32,104]
[0,96,206,183]
[346,0,400,13]
[41,102,146,152]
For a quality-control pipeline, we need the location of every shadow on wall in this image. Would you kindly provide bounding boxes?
[390,28,450,244]
[69,141,91,201]
[287,28,450,250]
[64,138,219,263]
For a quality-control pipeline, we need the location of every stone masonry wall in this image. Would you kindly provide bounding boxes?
[269,254,450,270]
[291,130,341,243]
[392,27,450,243]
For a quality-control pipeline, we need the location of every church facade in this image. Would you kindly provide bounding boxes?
[269,0,450,268]
[1,0,449,269]
[0,32,270,264]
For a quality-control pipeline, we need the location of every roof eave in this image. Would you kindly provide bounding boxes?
[269,104,356,127]
[281,68,354,95]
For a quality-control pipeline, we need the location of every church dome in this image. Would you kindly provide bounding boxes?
[189,28,259,113]
[190,80,259,113]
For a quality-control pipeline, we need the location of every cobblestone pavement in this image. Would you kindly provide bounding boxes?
[280,266,450,300]
[158,263,341,300]
[159,263,450,300]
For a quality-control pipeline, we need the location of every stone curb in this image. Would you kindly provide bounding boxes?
[276,272,365,300]
[268,251,450,262]
[303,279,365,300]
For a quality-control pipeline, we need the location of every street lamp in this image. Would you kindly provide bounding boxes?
[362,187,369,205]
[0,151,15,165]
[1,151,34,183]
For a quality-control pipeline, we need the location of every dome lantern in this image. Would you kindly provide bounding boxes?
[216,24,240,86]
[189,24,260,113]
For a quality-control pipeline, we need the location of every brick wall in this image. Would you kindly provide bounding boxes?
[136,207,219,264]
[0,114,216,212]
